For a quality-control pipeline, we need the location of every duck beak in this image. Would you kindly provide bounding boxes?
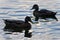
[30,18,33,23]
[29,19,33,23]
[30,7,34,10]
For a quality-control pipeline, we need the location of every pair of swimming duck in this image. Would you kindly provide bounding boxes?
[3,4,58,38]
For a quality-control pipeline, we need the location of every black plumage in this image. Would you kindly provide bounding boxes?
[3,16,32,38]
[31,4,58,21]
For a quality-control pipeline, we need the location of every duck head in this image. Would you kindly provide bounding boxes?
[31,4,39,11]
[25,16,33,23]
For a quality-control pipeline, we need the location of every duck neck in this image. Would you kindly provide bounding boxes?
[25,20,28,23]
[35,8,39,11]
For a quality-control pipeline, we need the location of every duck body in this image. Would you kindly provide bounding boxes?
[3,16,32,32]
[31,4,58,21]
[3,16,32,38]
[4,20,31,32]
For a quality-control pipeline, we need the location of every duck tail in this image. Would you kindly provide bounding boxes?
[54,12,57,15]
[3,19,6,21]
[3,19,8,23]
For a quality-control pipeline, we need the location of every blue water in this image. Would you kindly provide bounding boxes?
[0,0,60,40]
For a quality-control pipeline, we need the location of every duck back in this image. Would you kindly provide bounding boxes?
[4,19,24,24]
[40,9,56,15]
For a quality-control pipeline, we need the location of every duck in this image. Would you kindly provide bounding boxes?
[3,16,32,38]
[31,4,58,21]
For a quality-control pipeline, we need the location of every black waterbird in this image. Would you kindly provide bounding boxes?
[31,4,58,21]
[3,16,32,38]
